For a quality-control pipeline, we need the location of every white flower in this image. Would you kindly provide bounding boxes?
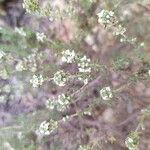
[78,145,90,150]
[61,49,75,63]
[57,94,70,105]
[62,115,70,122]
[30,74,44,88]
[128,138,134,143]
[131,38,137,42]
[77,56,91,73]
[83,111,91,115]
[125,133,139,150]
[0,69,9,79]
[140,42,144,47]
[100,86,113,100]
[16,61,25,71]
[97,9,114,25]
[0,51,6,60]
[78,77,88,85]
[15,27,26,36]
[30,63,37,72]
[148,70,150,76]
[57,94,70,111]
[78,67,91,73]
[53,70,67,86]
[38,121,50,135]
[37,120,58,136]
[120,38,125,42]
[49,17,54,22]
[36,32,46,42]
[46,98,57,110]
[3,85,11,93]
[0,95,6,103]
[46,94,70,111]
[113,24,126,36]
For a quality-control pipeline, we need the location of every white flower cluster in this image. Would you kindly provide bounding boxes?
[0,51,6,60]
[53,70,67,86]
[46,98,57,110]
[30,74,44,88]
[78,77,88,85]
[78,145,90,150]
[61,49,76,63]
[16,61,25,71]
[15,27,26,36]
[46,94,71,111]
[0,95,6,103]
[100,86,113,100]
[60,49,91,84]
[36,32,46,42]
[120,37,137,44]
[97,9,114,26]
[16,52,43,72]
[23,0,39,13]
[0,69,8,79]
[83,110,91,115]
[38,121,50,135]
[113,24,126,36]
[61,49,91,73]
[2,84,11,93]
[141,108,150,115]
[37,119,58,136]
[125,133,139,150]
[25,52,39,72]
[77,56,91,73]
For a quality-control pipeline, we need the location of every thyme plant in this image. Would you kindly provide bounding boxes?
[0,0,150,149]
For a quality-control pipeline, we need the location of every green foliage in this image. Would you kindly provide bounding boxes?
[112,54,132,70]
[0,27,37,56]
[0,110,53,150]
[79,0,93,10]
